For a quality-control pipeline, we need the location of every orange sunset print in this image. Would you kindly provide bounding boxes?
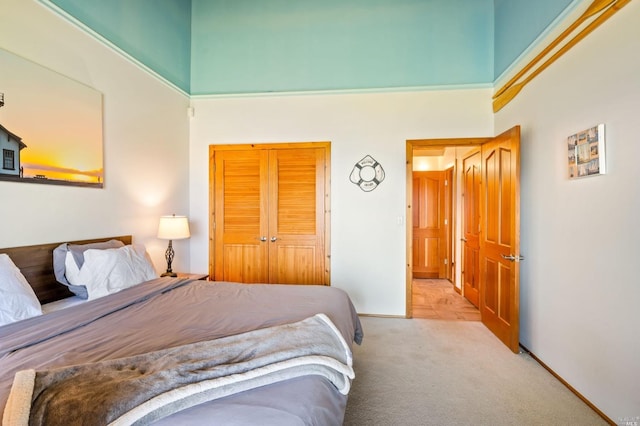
[0,47,103,187]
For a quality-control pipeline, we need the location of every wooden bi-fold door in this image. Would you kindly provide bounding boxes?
[211,143,329,285]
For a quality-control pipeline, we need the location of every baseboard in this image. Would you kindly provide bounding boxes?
[357,313,406,319]
[519,344,615,425]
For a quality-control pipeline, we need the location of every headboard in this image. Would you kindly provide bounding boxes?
[0,236,132,304]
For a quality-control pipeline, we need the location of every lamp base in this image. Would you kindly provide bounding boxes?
[162,239,177,278]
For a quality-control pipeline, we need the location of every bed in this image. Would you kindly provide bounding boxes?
[0,236,363,425]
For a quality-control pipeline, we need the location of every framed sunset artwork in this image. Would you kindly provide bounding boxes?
[0,47,103,188]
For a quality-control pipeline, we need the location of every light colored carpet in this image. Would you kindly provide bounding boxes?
[343,316,607,426]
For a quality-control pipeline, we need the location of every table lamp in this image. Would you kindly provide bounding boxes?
[157,214,190,277]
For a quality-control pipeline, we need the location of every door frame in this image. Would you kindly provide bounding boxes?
[406,138,490,318]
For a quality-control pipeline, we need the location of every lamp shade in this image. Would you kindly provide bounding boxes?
[157,215,190,240]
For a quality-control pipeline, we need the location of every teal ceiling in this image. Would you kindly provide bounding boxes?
[190,0,493,95]
[494,0,573,78]
[44,0,574,96]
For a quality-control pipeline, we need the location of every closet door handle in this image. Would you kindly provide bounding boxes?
[270,236,277,242]
[259,236,267,242]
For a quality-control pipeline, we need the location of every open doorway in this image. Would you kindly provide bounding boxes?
[405,138,490,319]
[406,128,522,353]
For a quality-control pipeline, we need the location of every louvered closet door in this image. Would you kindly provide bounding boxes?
[213,149,269,283]
[212,145,327,285]
[268,148,325,284]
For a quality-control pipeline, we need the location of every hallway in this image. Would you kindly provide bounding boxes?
[412,279,480,321]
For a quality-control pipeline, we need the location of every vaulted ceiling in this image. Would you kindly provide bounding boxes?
[43,0,573,95]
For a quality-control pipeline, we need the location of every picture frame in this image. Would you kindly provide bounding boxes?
[567,124,605,179]
[0,47,103,188]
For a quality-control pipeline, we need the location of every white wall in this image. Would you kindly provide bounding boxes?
[495,1,640,419]
[189,89,493,315]
[3,0,634,419]
[0,0,191,273]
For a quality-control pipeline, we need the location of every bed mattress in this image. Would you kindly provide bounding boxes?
[0,278,363,425]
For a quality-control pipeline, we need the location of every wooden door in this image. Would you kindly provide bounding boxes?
[444,167,454,282]
[412,171,446,278]
[213,149,269,283]
[268,148,325,284]
[212,144,328,285]
[462,151,481,307]
[479,126,521,353]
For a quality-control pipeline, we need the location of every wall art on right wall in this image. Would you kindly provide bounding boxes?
[567,123,606,179]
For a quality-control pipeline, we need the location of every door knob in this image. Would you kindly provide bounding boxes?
[501,254,525,262]
[270,236,277,242]
[461,237,468,242]
[259,236,267,242]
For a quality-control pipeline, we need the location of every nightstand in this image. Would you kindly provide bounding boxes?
[176,273,209,281]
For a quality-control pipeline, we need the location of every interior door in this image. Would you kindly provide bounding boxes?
[444,167,454,282]
[412,171,446,278]
[213,149,269,283]
[462,150,481,307]
[268,148,325,284]
[479,126,521,353]
[212,144,328,285]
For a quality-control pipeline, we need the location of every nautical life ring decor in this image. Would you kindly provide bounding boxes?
[349,155,385,192]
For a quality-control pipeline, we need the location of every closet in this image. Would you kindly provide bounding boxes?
[210,143,330,285]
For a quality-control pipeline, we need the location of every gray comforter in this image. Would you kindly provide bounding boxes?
[0,278,363,425]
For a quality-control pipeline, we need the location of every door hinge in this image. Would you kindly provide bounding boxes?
[444,258,448,265]
[444,179,448,186]
[444,219,448,225]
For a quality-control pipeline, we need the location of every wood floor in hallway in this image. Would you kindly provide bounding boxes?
[412,279,481,321]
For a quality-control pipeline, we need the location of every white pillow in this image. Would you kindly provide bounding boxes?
[77,244,158,300]
[0,254,43,326]
[64,251,82,285]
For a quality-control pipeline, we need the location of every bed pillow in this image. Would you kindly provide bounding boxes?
[53,239,125,299]
[0,254,43,326]
[77,244,158,300]
[64,251,85,287]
